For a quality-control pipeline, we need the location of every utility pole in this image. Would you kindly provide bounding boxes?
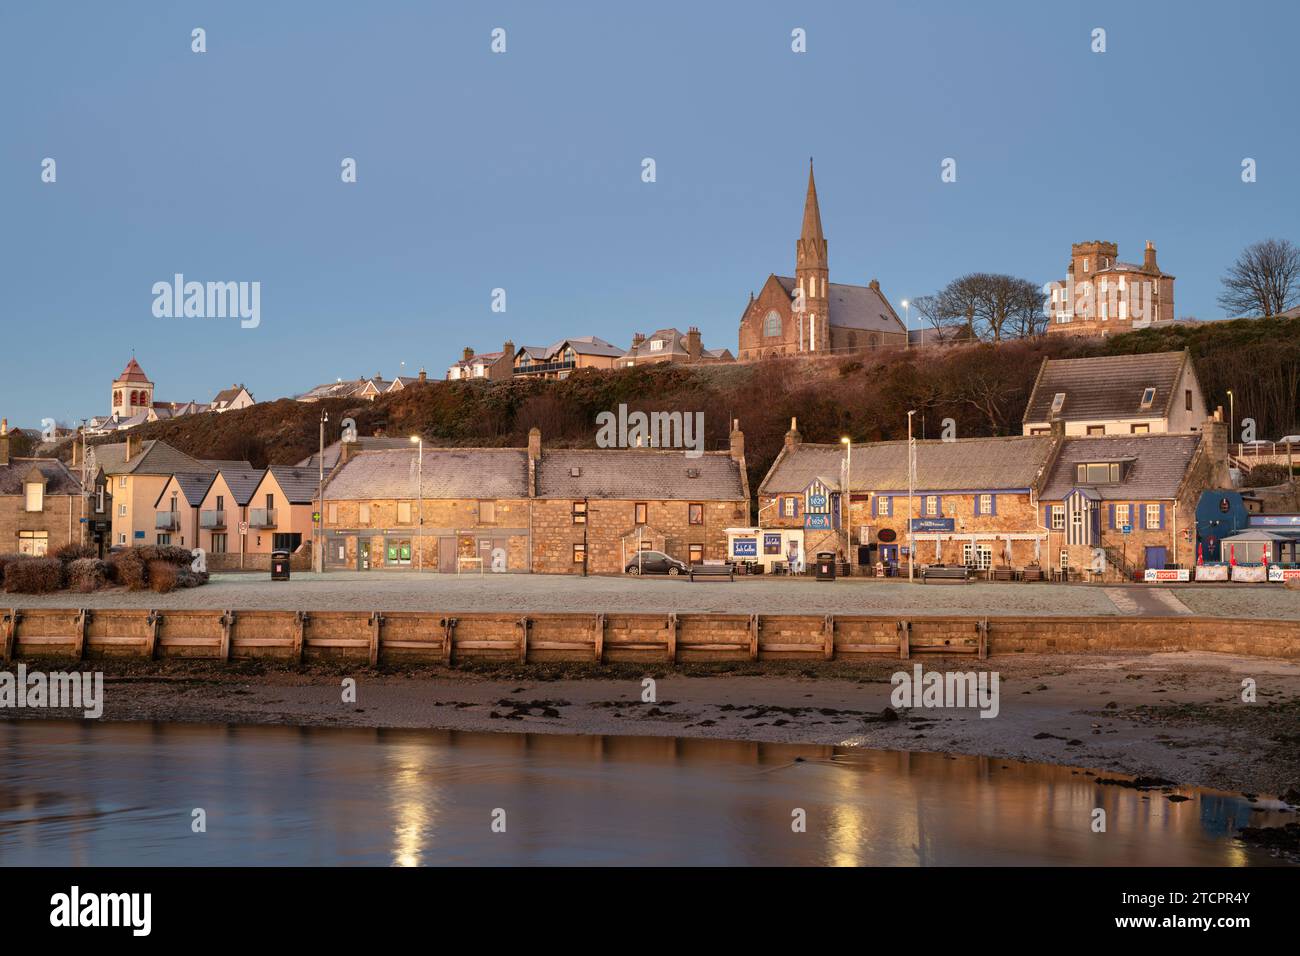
[410,435,424,571]
[840,436,852,574]
[317,410,328,573]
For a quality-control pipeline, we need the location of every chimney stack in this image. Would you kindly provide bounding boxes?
[1144,241,1159,274]
[503,339,514,357]
[729,418,745,464]
[528,426,541,461]
[418,368,427,382]
[0,418,8,466]
[1205,409,1230,486]
[784,417,801,450]
[632,333,646,348]
[126,432,142,462]
[685,327,702,361]
[462,347,475,362]
[72,432,82,468]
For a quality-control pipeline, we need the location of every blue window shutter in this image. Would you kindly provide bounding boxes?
[1108,504,1115,529]
[990,494,997,516]
[794,497,800,518]
[871,496,877,517]
[1158,503,1166,530]
[1043,505,1050,527]
[936,495,943,516]
[973,495,980,517]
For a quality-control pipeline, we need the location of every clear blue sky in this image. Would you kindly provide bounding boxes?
[3,0,1297,428]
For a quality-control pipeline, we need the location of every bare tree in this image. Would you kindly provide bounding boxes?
[922,273,1044,341]
[1218,238,1300,318]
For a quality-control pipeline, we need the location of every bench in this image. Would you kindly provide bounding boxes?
[990,566,1016,582]
[689,563,735,582]
[920,565,970,584]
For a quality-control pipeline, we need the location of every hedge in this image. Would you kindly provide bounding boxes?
[3,558,65,594]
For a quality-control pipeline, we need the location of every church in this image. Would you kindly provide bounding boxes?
[737,162,907,361]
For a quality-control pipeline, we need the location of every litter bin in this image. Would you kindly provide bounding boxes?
[271,549,291,581]
[815,551,836,581]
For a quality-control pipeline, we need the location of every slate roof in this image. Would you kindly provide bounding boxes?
[557,336,623,358]
[618,329,692,361]
[775,276,906,335]
[93,440,206,476]
[296,437,416,471]
[325,448,531,500]
[760,436,1056,495]
[1039,434,1202,501]
[213,467,266,506]
[264,466,323,504]
[538,449,746,501]
[0,458,81,496]
[1023,351,1190,424]
[159,472,217,507]
[211,385,252,409]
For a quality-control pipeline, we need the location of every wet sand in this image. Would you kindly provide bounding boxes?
[11,649,1299,799]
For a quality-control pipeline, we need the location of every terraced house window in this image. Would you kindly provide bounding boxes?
[978,494,993,515]
[1145,504,1160,529]
[925,496,939,516]
[572,501,587,524]
[1051,506,1065,530]
[1115,504,1130,528]
[688,503,703,525]
[876,496,892,517]
[18,531,48,556]
[689,544,703,564]
[634,503,648,524]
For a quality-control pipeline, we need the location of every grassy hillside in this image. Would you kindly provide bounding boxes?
[91,317,1300,495]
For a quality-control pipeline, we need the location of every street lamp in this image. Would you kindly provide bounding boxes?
[316,410,328,574]
[901,299,910,349]
[1226,390,1234,450]
[840,436,852,574]
[907,410,916,583]
[410,435,423,571]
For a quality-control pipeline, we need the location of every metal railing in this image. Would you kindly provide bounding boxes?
[249,508,277,528]
[200,510,226,529]
[155,511,179,531]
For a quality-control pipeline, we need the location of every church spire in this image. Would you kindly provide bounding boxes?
[801,157,824,246]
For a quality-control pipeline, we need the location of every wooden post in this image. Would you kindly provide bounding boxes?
[749,613,760,660]
[73,609,88,660]
[219,611,234,660]
[293,611,308,662]
[897,619,910,659]
[665,613,677,663]
[2,609,18,662]
[517,616,529,663]
[443,617,456,665]
[593,613,605,663]
[977,618,989,660]
[823,614,835,661]
[145,611,161,660]
[368,612,382,667]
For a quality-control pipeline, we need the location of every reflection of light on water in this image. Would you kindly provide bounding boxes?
[385,747,438,867]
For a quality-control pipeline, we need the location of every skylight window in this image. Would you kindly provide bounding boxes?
[1140,387,1156,408]
[1050,392,1066,416]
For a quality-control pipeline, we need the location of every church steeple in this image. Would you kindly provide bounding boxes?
[795,158,830,352]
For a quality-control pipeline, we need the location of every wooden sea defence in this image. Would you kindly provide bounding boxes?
[1,608,1296,664]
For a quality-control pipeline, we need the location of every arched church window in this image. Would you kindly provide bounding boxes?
[763,310,781,338]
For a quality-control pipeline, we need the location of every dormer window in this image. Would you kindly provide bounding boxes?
[1139,387,1156,409]
[25,479,44,513]
[1076,462,1123,484]
[649,340,664,352]
[1050,392,1066,416]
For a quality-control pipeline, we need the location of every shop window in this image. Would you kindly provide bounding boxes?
[689,544,704,564]
[18,531,48,557]
[572,501,587,524]
[634,503,648,525]
[688,503,704,525]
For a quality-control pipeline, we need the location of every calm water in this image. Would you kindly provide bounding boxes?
[0,720,1291,866]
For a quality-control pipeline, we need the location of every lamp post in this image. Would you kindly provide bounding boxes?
[840,436,852,574]
[907,410,916,583]
[410,435,423,571]
[317,410,328,574]
[902,299,910,349]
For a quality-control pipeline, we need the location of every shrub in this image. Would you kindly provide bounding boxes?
[109,549,148,590]
[147,560,178,593]
[69,558,110,592]
[1242,462,1294,488]
[2,558,65,594]
[0,553,24,586]
[174,567,206,589]
[138,545,195,567]
[52,542,97,565]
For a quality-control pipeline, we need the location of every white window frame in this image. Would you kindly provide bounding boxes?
[978,494,992,515]
[25,481,43,513]
[1051,506,1065,530]
[925,496,938,517]
[1145,504,1160,530]
[649,339,664,352]
[1115,504,1130,528]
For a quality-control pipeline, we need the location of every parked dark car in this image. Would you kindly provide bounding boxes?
[624,550,687,576]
